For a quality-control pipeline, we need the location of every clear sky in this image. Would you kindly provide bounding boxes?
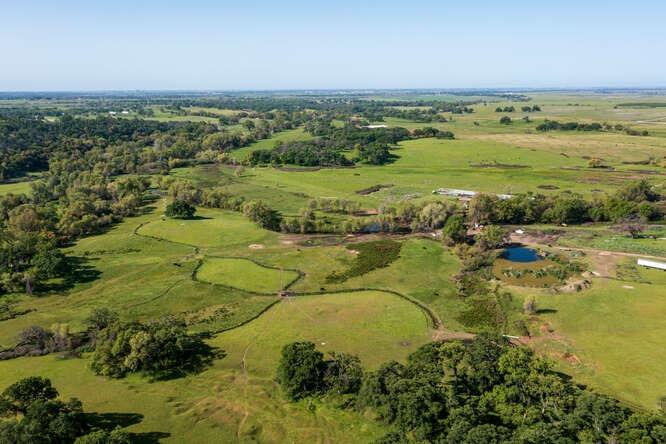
[3,0,666,91]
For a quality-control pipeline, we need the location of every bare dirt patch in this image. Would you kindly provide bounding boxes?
[510,230,561,246]
[248,244,265,250]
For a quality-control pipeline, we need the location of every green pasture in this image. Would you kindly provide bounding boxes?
[210,291,432,376]
[230,137,615,208]
[196,257,300,293]
[0,289,431,443]
[0,180,32,196]
[556,225,666,258]
[137,206,277,251]
[0,208,276,347]
[524,269,666,410]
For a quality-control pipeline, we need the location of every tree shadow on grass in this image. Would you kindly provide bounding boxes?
[85,412,144,430]
[85,412,171,443]
[536,308,558,314]
[35,256,102,295]
[130,431,172,443]
[147,340,226,382]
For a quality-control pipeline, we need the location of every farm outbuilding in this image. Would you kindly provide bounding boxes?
[433,188,512,200]
[637,258,666,271]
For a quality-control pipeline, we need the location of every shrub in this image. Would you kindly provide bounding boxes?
[475,225,509,251]
[165,200,196,219]
[442,215,466,245]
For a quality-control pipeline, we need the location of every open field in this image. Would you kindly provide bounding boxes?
[137,207,278,250]
[520,265,666,410]
[1,91,666,441]
[173,110,666,218]
[0,180,32,195]
[0,290,430,443]
[196,257,300,293]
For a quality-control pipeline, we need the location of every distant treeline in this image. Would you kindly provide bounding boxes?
[248,123,454,167]
[495,105,541,113]
[537,119,649,136]
[615,102,666,108]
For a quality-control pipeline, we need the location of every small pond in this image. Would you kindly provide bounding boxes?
[501,246,542,263]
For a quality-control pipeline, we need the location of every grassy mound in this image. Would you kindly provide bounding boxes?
[196,257,300,293]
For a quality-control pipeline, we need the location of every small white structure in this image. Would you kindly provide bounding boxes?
[433,188,512,200]
[637,258,666,271]
[121,110,130,115]
[364,124,388,129]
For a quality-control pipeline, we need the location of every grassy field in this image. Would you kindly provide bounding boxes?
[2,92,666,441]
[556,225,666,258]
[522,268,666,410]
[0,290,431,443]
[175,125,664,218]
[137,206,278,251]
[0,180,32,195]
[0,208,278,347]
[196,257,300,293]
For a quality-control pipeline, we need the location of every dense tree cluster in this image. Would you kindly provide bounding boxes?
[277,336,666,443]
[465,181,662,226]
[249,140,353,167]
[276,342,363,400]
[0,115,171,181]
[0,376,132,443]
[90,315,214,380]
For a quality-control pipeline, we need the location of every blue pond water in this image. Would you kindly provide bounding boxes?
[502,246,542,263]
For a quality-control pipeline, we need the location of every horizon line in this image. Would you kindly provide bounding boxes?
[2,86,666,95]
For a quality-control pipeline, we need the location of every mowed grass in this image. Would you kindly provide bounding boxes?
[526,271,666,410]
[137,206,277,250]
[0,290,431,443]
[196,257,299,293]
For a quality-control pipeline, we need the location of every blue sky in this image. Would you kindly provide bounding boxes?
[2,0,666,90]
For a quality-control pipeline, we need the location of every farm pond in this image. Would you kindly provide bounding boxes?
[501,246,542,263]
